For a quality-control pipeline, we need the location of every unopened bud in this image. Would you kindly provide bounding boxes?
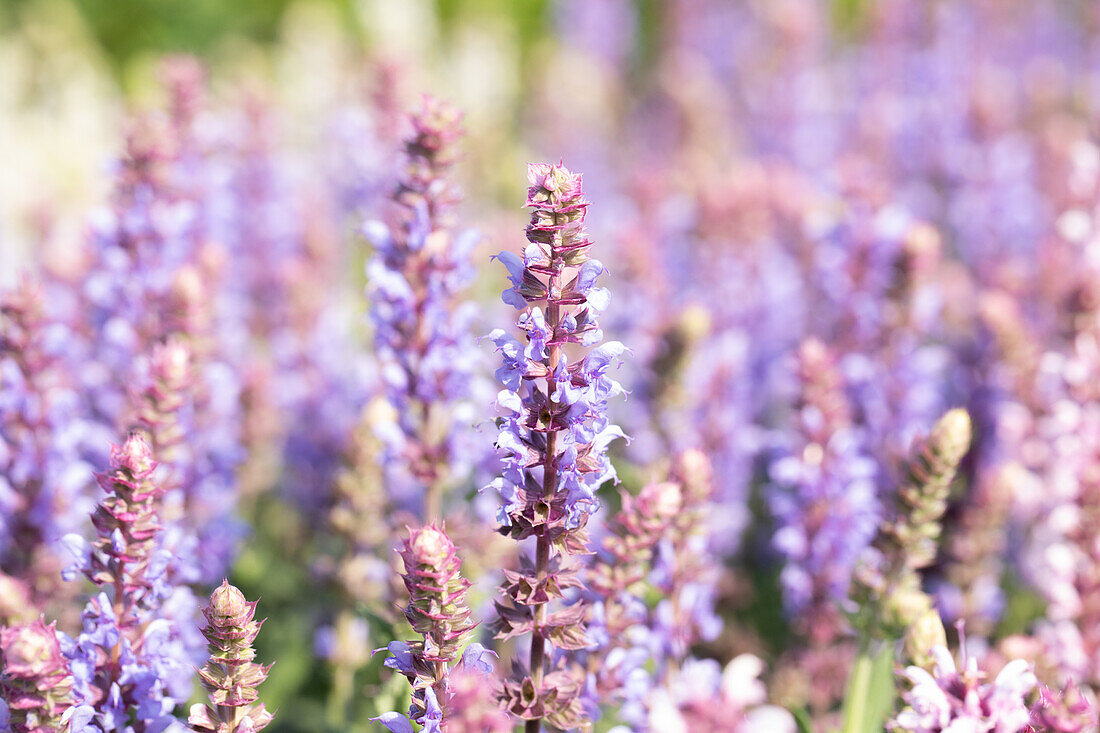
[117,435,155,474]
[904,607,947,670]
[410,525,452,569]
[153,338,191,387]
[929,409,972,469]
[638,481,683,521]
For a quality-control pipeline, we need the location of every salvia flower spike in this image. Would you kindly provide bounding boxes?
[59,433,186,730]
[188,580,274,733]
[852,408,972,637]
[0,279,88,615]
[488,162,625,732]
[770,338,879,640]
[64,435,165,615]
[376,523,489,733]
[366,95,479,521]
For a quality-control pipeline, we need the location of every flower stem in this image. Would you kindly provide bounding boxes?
[527,256,563,733]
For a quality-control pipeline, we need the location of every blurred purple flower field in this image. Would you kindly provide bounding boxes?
[4,1,1100,731]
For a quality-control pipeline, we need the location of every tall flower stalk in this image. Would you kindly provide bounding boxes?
[843,409,972,733]
[771,338,879,641]
[488,162,625,732]
[366,96,479,521]
[587,449,731,729]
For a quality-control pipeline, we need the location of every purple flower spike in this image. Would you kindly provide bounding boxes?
[0,278,91,617]
[71,436,163,613]
[769,338,879,641]
[60,433,187,730]
[586,449,726,727]
[490,162,625,732]
[366,96,480,521]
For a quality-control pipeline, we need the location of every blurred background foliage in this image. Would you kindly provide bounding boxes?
[0,0,876,278]
[0,0,874,92]
[2,0,559,84]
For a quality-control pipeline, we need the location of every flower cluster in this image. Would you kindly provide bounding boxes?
[589,477,682,641]
[488,162,624,731]
[0,279,91,615]
[892,639,1036,733]
[188,580,273,733]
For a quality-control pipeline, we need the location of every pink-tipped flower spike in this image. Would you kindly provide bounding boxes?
[188,580,274,733]
[588,450,726,728]
[0,618,75,732]
[488,162,625,732]
[590,479,682,639]
[130,337,192,467]
[67,435,164,622]
[365,96,480,522]
[59,433,188,728]
[377,523,484,732]
[587,474,682,715]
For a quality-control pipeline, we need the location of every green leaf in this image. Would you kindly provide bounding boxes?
[840,642,896,733]
[792,706,815,733]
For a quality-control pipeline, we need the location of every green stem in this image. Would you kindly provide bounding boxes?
[325,613,356,729]
[841,640,896,733]
[841,646,874,733]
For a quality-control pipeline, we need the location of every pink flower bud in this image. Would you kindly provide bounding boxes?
[115,435,155,475]
[409,525,452,569]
